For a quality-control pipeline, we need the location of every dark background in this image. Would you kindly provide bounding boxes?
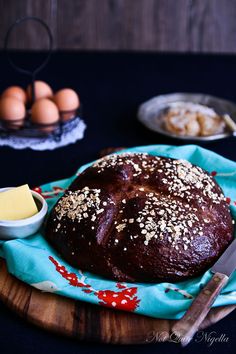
[1,0,236,53]
[0,51,236,188]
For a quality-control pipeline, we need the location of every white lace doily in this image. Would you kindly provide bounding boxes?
[0,117,86,151]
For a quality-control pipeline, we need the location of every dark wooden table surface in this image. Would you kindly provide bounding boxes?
[2,0,236,53]
[0,51,236,353]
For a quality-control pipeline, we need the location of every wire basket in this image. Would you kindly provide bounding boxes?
[1,16,82,141]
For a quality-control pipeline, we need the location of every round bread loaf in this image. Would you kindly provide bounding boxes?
[45,152,234,282]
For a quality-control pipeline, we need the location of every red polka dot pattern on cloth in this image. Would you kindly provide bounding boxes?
[49,256,140,312]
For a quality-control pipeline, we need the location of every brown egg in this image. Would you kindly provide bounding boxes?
[27,81,53,102]
[0,97,25,129]
[54,88,80,121]
[2,86,27,104]
[31,98,59,133]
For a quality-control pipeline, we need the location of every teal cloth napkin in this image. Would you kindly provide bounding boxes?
[0,144,236,320]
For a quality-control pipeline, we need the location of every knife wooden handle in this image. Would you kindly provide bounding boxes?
[171,272,229,346]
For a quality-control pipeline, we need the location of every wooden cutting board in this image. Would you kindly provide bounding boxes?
[0,258,235,344]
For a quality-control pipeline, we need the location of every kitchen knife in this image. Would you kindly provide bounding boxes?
[172,238,236,346]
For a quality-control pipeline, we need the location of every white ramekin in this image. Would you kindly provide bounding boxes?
[0,187,48,240]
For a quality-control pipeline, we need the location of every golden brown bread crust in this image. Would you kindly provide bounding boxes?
[45,153,234,282]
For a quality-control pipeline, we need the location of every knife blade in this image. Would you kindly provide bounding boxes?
[211,238,236,276]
